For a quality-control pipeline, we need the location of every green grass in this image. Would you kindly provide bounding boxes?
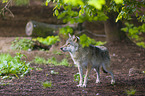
[36,68,43,71]
[126,89,136,96]
[59,58,70,66]
[74,73,86,82]
[33,56,71,67]
[42,81,52,88]
[52,50,62,55]
[33,56,47,64]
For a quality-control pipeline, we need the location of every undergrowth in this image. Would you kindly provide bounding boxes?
[0,53,32,79]
[126,89,136,96]
[33,56,71,67]
[11,37,34,51]
[33,36,60,46]
[42,81,52,88]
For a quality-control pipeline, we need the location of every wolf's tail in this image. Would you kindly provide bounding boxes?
[102,67,108,73]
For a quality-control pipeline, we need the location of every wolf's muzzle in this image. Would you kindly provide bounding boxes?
[60,47,63,50]
[60,47,67,52]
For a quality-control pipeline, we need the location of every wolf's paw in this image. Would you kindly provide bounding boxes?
[96,80,100,83]
[77,84,87,87]
[111,80,115,85]
[77,84,83,87]
[82,84,87,87]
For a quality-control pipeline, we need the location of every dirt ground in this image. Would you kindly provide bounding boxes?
[0,6,145,96]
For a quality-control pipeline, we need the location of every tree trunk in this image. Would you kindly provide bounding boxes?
[25,21,63,37]
[25,21,80,38]
[104,12,127,43]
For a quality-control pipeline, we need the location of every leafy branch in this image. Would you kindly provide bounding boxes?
[121,22,145,48]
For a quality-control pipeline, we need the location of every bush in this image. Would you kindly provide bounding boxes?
[11,37,34,51]
[33,36,60,46]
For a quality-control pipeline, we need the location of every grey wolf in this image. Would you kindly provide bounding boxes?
[60,34,115,87]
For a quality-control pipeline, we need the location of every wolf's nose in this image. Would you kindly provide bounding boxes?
[60,47,63,50]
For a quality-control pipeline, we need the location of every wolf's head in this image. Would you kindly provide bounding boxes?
[60,34,79,53]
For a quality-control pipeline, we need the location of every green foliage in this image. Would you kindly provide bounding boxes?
[51,0,109,26]
[11,37,34,51]
[36,68,43,71]
[14,0,29,6]
[33,56,71,67]
[52,50,62,55]
[33,56,47,64]
[80,34,106,47]
[95,41,107,46]
[59,58,70,67]
[47,57,58,65]
[0,80,11,86]
[80,34,92,47]
[48,0,124,24]
[116,0,145,22]
[2,0,30,5]
[63,0,84,7]
[47,0,144,46]
[121,23,145,40]
[59,26,73,35]
[88,0,105,10]
[121,23,145,48]
[50,70,59,75]
[47,57,71,67]
[42,81,52,88]
[2,0,8,3]
[33,36,60,46]
[126,89,136,96]
[136,42,145,48]
[54,0,123,11]
[74,73,85,82]
[74,73,80,82]
[45,0,51,6]
[0,53,32,78]
[114,0,123,4]
[0,53,12,64]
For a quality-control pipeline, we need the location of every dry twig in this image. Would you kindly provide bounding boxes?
[0,0,14,18]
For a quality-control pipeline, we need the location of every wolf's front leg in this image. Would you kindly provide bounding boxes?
[83,64,92,87]
[77,65,83,87]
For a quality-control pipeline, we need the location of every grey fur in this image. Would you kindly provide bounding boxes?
[60,34,115,87]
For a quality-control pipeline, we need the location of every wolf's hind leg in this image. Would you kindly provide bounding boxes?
[94,66,100,83]
[102,63,115,84]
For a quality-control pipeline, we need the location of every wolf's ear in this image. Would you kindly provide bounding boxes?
[68,33,71,38]
[74,36,80,43]
[72,35,75,40]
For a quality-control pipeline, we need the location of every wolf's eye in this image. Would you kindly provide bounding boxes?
[67,43,70,45]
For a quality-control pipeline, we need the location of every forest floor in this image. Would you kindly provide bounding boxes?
[0,5,145,96]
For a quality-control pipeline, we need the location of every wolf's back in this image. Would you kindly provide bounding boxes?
[89,45,110,61]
